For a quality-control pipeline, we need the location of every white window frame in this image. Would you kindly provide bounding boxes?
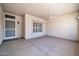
[33,22,43,33]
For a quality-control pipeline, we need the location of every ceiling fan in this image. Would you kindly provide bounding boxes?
[49,7,56,20]
[49,15,56,19]
[77,10,79,20]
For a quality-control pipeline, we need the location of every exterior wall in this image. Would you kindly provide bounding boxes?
[46,12,79,41]
[24,14,46,39]
[22,15,25,38]
[0,5,4,44]
[16,15,22,38]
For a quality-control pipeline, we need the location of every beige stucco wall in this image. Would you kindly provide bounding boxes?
[46,12,79,41]
[0,5,4,44]
[16,15,22,38]
[22,15,25,38]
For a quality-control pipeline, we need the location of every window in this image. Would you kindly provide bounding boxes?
[5,14,15,19]
[33,22,42,32]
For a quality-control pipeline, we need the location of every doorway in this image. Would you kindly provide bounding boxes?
[4,18,16,40]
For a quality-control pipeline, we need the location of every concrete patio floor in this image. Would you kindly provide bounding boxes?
[0,36,79,56]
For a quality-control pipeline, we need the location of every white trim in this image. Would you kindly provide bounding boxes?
[4,36,16,40]
[5,18,15,21]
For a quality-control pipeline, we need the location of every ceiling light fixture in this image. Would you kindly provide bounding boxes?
[78,16,79,19]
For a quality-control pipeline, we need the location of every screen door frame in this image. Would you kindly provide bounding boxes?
[4,18,17,40]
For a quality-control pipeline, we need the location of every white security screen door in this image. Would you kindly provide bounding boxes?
[4,19,16,40]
